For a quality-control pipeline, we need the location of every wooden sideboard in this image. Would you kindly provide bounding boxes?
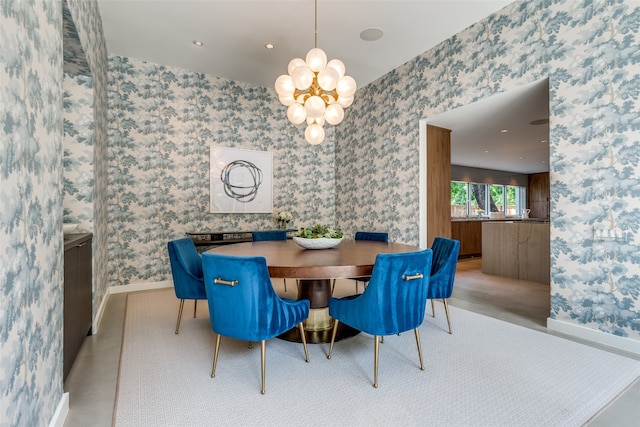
[63,233,93,381]
[187,229,296,249]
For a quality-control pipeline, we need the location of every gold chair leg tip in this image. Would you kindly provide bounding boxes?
[261,390,266,395]
[327,355,331,360]
[373,383,378,388]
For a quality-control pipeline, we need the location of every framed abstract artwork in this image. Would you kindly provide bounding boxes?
[209,146,273,213]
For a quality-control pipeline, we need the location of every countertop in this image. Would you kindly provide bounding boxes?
[452,217,549,223]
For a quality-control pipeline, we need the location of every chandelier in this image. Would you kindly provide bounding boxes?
[274,0,356,145]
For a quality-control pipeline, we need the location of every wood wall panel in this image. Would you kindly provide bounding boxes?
[426,124,452,246]
[528,172,549,219]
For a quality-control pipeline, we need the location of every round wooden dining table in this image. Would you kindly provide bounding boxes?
[207,239,422,343]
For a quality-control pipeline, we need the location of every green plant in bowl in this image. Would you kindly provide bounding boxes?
[295,224,343,239]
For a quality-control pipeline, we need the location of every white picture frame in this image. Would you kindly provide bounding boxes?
[210,146,273,213]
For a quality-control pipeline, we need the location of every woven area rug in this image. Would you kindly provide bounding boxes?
[114,289,640,427]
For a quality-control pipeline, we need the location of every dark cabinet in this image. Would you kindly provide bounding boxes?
[451,220,482,258]
[63,233,92,381]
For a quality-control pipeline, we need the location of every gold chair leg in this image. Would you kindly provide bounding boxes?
[430,299,435,317]
[299,323,310,362]
[381,336,384,343]
[211,334,221,378]
[175,299,185,334]
[443,299,452,334]
[327,320,340,359]
[193,299,198,318]
[331,279,336,295]
[248,342,253,349]
[260,340,266,394]
[283,279,287,292]
[373,336,379,388]
[414,328,425,370]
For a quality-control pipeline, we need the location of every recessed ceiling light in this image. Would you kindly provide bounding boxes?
[192,40,203,47]
[484,150,490,153]
[499,129,509,133]
[541,139,548,143]
[265,43,274,50]
[360,27,384,42]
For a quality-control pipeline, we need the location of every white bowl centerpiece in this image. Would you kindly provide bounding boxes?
[293,224,343,250]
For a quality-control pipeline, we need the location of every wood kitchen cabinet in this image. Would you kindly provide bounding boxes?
[451,220,482,258]
[64,233,92,381]
[528,172,549,219]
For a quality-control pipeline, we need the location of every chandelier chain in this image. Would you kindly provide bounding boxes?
[314,0,318,49]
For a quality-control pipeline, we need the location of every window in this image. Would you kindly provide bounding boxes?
[506,185,526,216]
[470,183,486,215]
[490,184,504,213]
[450,182,467,218]
[451,181,526,217]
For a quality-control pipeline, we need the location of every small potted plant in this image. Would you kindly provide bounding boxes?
[293,224,344,249]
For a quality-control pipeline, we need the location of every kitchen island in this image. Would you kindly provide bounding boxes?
[481,220,550,285]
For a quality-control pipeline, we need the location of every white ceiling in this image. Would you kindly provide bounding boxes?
[96,0,549,174]
[428,79,550,174]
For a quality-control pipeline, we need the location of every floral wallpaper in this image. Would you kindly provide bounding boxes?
[63,73,94,230]
[337,0,640,341]
[1,0,108,424]
[65,0,109,322]
[107,55,336,286]
[0,0,63,425]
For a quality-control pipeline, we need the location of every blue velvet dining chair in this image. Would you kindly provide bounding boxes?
[427,237,460,334]
[333,231,389,295]
[251,230,290,292]
[201,253,310,394]
[327,249,432,388]
[167,238,207,334]
[251,230,287,241]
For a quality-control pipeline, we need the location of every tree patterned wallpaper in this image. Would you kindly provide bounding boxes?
[107,55,337,287]
[337,0,640,341]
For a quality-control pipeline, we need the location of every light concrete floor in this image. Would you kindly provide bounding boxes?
[63,259,640,426]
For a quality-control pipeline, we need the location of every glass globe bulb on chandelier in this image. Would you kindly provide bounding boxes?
[274,0,356,145]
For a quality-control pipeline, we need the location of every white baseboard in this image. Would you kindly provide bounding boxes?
[547,317,640,356]
[48,392,69,427]
[91,281,172,333]
[92,288,110,334]
[108,280,173,294]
